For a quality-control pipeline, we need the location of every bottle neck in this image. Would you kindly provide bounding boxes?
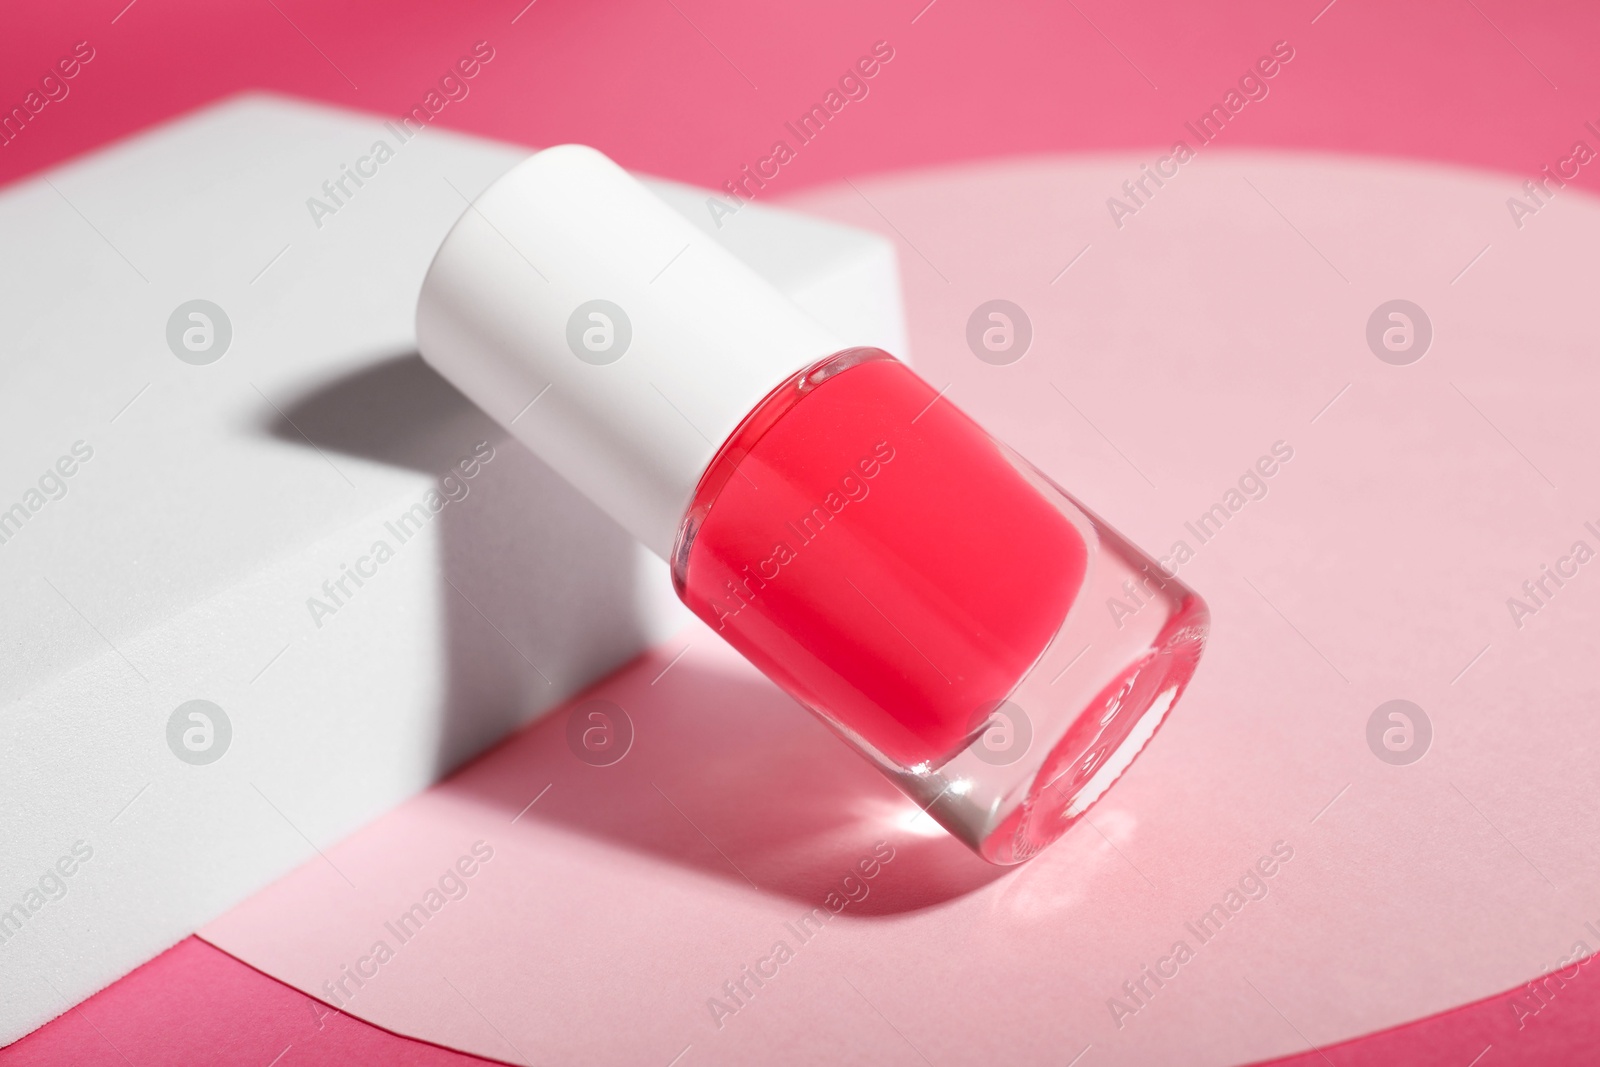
[671,347,895,590]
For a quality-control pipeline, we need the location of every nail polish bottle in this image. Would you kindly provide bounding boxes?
[417,145,1207,864]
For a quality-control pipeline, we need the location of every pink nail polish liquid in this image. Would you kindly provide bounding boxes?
[418,144,1209,864]
[674,349,1207,863]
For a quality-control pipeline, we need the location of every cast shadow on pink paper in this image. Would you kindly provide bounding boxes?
[267,354,1009,914]
[447,657,1011,915]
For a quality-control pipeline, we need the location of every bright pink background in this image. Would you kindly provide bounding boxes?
[6,934,1595,1066]
[0,938,496,1067]
[3,0,1599,198]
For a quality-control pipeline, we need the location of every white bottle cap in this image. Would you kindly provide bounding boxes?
[417,145,844,559]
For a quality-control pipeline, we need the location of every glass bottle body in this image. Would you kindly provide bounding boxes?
[672,348,1207,864]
